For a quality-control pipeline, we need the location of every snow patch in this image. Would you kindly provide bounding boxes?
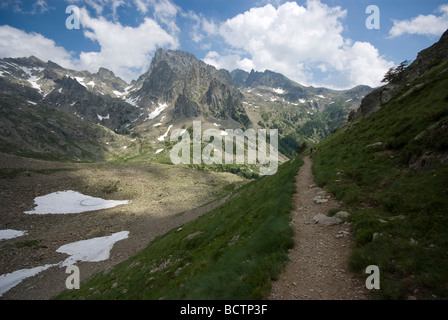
[155,149,164,154]
[0,264,56,297]
[57,231,129,267]
[0,230,27,241]
[27,75,43,95]
[0,231,129,297]
[24,190,130,215]
[97,114,110,121]
[125,96,140,107]
[146,103,168,121]
[74,77,86,87]
[273,88,285,94]
[157,125,173,141]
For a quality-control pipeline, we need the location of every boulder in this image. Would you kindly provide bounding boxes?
[312,213,342,226]
[335,211,350,219]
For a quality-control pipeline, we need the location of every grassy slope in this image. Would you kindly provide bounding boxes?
[312,61,448,299]
[54,157,303,300]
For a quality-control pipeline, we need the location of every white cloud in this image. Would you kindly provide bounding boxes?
[0,2,179,82]
[389,5,448,38]
[77,7,179,81]
[203,0,393,89]
[0,25,75,67]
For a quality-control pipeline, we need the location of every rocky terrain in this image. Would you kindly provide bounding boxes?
[352,29,448,120]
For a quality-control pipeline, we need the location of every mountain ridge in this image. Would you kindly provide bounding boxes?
[1,48,372,162]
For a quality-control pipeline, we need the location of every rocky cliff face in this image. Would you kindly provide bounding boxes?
[352,28,448,120]
[0,56,140,132]
[129,49,248,126]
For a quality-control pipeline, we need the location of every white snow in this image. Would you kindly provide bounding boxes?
[27,101,37,105]
[0,230,27,241]
[155,149,164,154]
[157,125,173,141]
[0,264,56,297]
[0,231,129,297]
[213,123,221,127]
[146,103,168,121]
[125,96,140,107]
[113,90,125,97]
[153,123,162,127]
[87,81,95,87]
[298,99,306,104]
[57,231,129,267]
[74,77,86,87]
[27,75,43,95]
[316,95,325,99]
[97,114,110,121]
[24,190,131,215]
[273,88,285,94]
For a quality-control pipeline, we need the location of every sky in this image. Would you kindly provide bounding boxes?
[1,0,447,89]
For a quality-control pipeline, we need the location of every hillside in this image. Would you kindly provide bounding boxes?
[53,157,303,300]
[312,30,448,299]
[231,69,372,156]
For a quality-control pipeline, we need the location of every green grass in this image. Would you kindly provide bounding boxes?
[54,157,303,300]
[312,61,448,299]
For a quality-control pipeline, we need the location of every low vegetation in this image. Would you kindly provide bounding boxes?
[312,61,448,299]
[54,157,303,300]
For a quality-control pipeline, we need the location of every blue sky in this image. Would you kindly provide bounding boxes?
[1,0,447,89]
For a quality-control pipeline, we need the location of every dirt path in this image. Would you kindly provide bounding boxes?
[269,156,369,300]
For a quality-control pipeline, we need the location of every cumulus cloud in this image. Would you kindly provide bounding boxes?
[0,25,75,67]
[389,4,448,38]
[77,7,179,81]
[203,0,393,89]
[0,1,180,82]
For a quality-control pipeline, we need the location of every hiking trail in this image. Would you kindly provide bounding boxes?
[269,156,369,300]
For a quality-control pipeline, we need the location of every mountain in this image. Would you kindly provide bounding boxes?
[126,49,249,128]
[231,68,372,112]
[1,48,371,163]
[313,29,448,299]
[0,56,141,133]
[0,51,253,161]
[230,68,372,154]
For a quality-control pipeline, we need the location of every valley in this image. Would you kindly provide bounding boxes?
[1,27,447,301]
[0,152,244,299]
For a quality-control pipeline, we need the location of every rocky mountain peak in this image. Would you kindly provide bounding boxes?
[96,67,117,79]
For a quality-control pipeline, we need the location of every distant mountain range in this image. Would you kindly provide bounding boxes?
[0,47,372,162]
